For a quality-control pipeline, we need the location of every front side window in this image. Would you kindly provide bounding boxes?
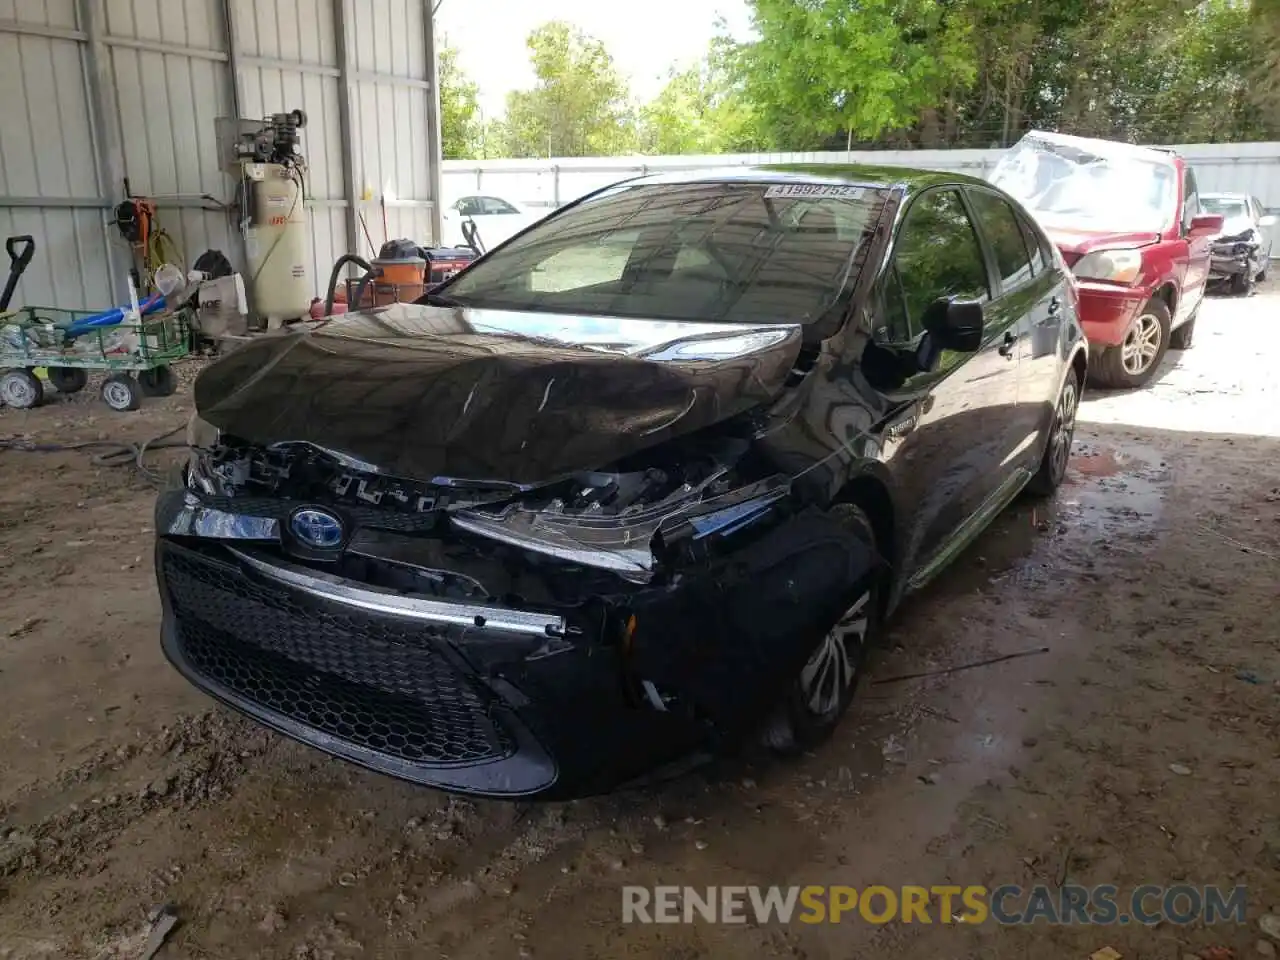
[456,197,482,217]
[968,189,1035,290]
[876,189,990,345]
[1182,169,1201,232]
[444,181,890,327]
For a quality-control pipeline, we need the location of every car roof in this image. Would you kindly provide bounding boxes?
[619,163,992,196]
[1017,129,1181,167]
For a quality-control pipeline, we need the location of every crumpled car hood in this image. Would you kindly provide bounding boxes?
[1043,226,1161,257]
[1210,215,1257,242]
[194,302,804,486]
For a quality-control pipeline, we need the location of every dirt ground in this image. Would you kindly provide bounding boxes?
[1,283,1278,960]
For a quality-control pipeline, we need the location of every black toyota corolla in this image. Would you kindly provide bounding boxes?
[156,166,1087,799]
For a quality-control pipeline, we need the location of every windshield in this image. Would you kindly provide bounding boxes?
[442,181,889,327]
[1200,196,1247,219]
[989,136,1177,234]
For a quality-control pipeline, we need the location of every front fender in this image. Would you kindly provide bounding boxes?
[626,507,878,739]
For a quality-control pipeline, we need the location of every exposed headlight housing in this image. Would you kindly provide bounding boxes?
[185,413,220,492]
[1072,248,1143,285]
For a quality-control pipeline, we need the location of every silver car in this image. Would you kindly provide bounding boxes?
[1201,192,1275,294]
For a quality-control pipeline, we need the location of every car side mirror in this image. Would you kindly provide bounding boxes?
[1259,214,1278,228]
[925,297,984,352]
[1188,212,1224,237]
[913,297,983,374]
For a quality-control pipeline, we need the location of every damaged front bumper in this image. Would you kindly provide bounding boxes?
[154,487,708,799]
[154,468,877,799]
[1209,241,1258,282]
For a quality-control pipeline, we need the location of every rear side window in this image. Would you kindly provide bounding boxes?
[968,189,1035,290]
[1017,213,1047,275]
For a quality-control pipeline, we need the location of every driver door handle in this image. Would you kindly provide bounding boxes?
[998,331,1017,359]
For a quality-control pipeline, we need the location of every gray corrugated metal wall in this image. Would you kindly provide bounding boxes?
[0,0,442,310]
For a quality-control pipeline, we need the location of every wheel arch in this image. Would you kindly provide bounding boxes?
[1154,281,1177,316]
[1070,344,1088,391]
[834,470,898,615]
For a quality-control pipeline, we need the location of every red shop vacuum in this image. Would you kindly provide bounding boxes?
[316,240,477,319]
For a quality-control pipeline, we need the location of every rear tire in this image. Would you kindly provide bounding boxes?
[1170,316,1196,350]
[137,365,176,397]
[1090,298,1170,389]
[48,366,88,394]
[761,503,883,756]
[1027,366,1080,497]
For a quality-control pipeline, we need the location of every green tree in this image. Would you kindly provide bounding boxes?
[639,38,770,154]
[733,0,979,150]
[718,0,1278,150]
[640,67,712,154]
[437,37,482,159]
[494,22,636,158]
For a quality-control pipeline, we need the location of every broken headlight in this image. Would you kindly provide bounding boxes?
[452,476,789,583]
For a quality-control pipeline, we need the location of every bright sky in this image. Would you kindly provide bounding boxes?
[436,0,755,116]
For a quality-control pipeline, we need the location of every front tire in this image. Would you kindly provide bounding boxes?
[101,374,141,411]
[1091,298,1170,389]
[0,368,43,409]
[1027,366,1080,496]
[761,503,883,755]
[1230,271,1253,296]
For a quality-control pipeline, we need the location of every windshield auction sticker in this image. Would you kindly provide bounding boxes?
[764,184,866,200]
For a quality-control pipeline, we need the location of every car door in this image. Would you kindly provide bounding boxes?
[870,187,1022,581]
[1180,167,1211,318]
[965,186,1068,468]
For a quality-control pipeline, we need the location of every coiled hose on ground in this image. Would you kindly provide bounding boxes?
[0,423,188,485]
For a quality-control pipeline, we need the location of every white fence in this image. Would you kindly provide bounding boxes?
[443,142,1280,212]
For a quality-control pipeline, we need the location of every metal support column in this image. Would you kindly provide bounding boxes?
[332,0,362,256]
[218,0,250,279]
[76,0,128,301]
[219,0,244,121]
[422,0,444,244]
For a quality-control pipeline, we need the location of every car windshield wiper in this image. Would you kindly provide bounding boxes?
[423,291,466,307]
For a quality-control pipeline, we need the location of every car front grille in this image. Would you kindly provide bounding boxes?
[195,495,443,534]
[162,544,513,766]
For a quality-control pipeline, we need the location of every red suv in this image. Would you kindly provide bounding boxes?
[991,131,1223,388]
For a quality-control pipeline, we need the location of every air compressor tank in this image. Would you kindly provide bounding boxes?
[242,162,310,325]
